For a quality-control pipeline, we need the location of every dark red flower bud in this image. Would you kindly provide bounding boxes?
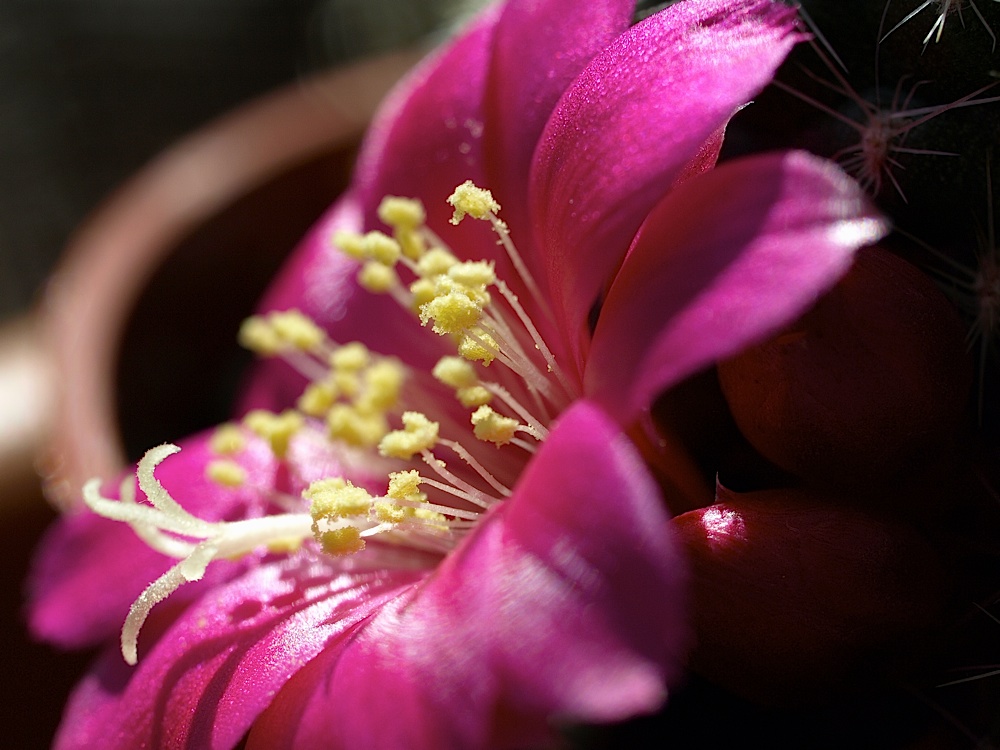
[718,245,971,489]
[673,485,948,706]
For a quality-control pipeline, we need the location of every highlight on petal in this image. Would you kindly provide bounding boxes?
[52,559,422,750]
[585,150,889,422]
[249,400,687,749]
[530,0,803,366]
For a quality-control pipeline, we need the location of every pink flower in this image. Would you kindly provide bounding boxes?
[29,0,885,747]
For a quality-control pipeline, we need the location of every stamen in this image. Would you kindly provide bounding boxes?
[358,261,399,294]
[383,496,481,522]
[457,328,498,365]
[378,196,426,232]
[85,445,315,665]
[481,381,549,439]
[493,278,574,398]
[98,180,578,669]
[298,380,338,417]
[509,436,540,454]
[210,423,245,455]
[487,214,551,324]
[205,459,247,487]
[438,438,513,497]
[447,180,501,224]
[468,322,558,403]
[470,405,519,446]
[243,410,304,459]
[420,450,497,509]
[379,412,440,459]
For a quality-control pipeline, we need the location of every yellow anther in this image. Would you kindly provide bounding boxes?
[409,278,437,311]
[297,380,338,417]
[434,274,490,306]
[358,261,398,294]
[387,470,423,500]
[416,247,459,278]
[317,526,365,557]
[419,292,483,335]
[471,405,519,446]
[448,260,495,288]
[269,310,325,351]
[306,478,373,520]
[333,229,368,260]
[447,180,501,224]
[414,507,449,532]
[364,231,402,266]
[456,385,492,408]
[396,227,425,261]
[238,316,282,356]
[458,330,497,365]
[242,409,303,459]
[210,423,245,455]
[330,342,370,372]
[374,501,414,525]
[432,356,479,389]
[378,196,426,230]
[326,404,389,448]
[362,358,405,411]
[205,459,247,487]
[378,411,440,459]
[333,370,362,399]
[305,476,347,494]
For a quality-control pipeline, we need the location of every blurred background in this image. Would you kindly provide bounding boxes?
[0,1,475,745]
[0,0,478,318]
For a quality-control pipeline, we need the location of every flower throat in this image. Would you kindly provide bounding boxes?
[83,182,576,665]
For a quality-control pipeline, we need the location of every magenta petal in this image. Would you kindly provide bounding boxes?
[531,0,802,365]
[28,424,375,649]
[251,400,687,749]
[244,11,509,410]
[585,151,888,422]
[29,431,270,648]
[352,9,496,216]
[482,0,633,274]
[52,559,421,750]
[255,193,365,333]
[349,8,517,275]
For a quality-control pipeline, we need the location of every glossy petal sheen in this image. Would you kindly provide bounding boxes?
[53,559,422,750]
[531,0,802,366]
[586,151,888,421]
[249,401,687,749]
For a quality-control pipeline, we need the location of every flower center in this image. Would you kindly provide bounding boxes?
[83,182,575,665]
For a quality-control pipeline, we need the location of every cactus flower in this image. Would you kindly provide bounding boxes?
[28,0,884,747]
